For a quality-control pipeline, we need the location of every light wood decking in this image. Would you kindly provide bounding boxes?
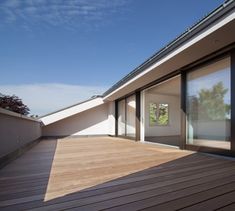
[0,137,235,210]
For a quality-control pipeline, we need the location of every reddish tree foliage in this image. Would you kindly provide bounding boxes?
[0,94,30,115]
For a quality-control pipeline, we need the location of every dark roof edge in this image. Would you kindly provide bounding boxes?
[103,0,235,97]
[39,95,103,119]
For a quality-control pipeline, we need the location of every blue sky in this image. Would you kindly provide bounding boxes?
[0,0,225,115]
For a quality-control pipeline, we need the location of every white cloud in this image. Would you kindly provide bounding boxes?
[0,83,108,116]
[0,0,130,29]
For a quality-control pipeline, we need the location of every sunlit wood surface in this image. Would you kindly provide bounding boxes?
[0,137,235,210]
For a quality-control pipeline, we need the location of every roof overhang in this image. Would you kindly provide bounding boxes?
[40,97,105,126]
[104,3,235,101]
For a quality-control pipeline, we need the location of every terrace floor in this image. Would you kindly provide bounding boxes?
[0,137,235,210]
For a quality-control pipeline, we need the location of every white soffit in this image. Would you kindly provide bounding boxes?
[40,97,105,126]
[103,9,235,100]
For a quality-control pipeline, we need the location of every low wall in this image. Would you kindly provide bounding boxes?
[0,108,42,161]
[188,119,230,140]
[42,103,110,137]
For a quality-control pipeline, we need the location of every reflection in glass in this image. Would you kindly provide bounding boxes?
[126,95,136,137]
[118,99,126,136]
[186,57,231,150]
[118,95,136,138]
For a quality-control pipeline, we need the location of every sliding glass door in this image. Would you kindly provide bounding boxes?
[126,95,136,137]
[117,94,136,138]
[143,75,181,147]
[186,56,231,150]
[118,99,126,136]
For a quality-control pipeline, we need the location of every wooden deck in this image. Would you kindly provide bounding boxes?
[0,137,235,210]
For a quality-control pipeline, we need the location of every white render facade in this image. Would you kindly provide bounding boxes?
[41,100,115,137]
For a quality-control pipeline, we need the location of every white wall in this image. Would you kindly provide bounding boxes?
[145,93,181,137]
[126,95,136,137]
[108,101,115,136]
[41,97,105,126]
[42,103,110,137]
[0,108,41,159]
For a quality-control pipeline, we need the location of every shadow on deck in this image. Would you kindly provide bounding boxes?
[0,137,235,211]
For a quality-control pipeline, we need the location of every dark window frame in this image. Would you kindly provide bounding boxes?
[115,92,140,141]
[182,51,235,156]
[184,55,231,151]
[115,44,235,155]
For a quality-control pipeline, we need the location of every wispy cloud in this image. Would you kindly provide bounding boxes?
[0,83,108,116]
[0,0,130,29]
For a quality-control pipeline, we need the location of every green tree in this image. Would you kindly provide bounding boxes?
[190,82,230,121]
[158,104,169,125]
[149,103,157,125]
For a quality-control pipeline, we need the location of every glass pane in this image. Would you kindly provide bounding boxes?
[186,57,231,150]
[149,103,157,126]
[118,99,126,136]
[158,104,169,126]
[126,95,136,137]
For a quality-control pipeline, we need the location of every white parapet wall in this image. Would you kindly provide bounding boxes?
[41,97,114,137]
[0,108,42,159]
[41,97,105,126]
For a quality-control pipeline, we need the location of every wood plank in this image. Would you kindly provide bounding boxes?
[0,158,228,194]
[0,137,234,211]
[0,153,215,184]
[179,191,235,211]
[0,155,215,186]
[1,161,233,206]
[14,170,235,211]
[141,186,235,211]
[96,182,235,211]
[217,202,235,211]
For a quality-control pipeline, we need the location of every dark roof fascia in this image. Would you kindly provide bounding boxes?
[39,95,103,119]
[103,0,235,97]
